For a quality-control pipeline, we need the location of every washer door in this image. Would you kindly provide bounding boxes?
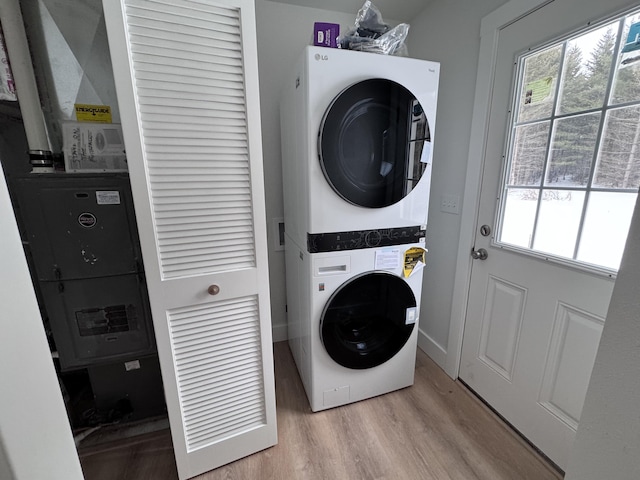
[319,78,431,208]
[320,272,416,369]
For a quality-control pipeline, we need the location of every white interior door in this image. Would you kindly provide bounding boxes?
[460,0,639,470]
[102,1,276,478]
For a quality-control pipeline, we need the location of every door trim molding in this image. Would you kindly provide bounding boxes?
[445,0,551,379]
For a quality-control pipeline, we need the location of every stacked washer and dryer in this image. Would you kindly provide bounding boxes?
[281,46,439,412]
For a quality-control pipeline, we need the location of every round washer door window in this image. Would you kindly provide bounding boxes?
[320,272,417,369]
[319,78,431,208]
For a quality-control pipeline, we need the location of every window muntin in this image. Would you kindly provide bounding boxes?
[497,8,640,272]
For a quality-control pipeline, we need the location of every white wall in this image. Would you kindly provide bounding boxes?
[564,194,640,479]
[255,0,373,341]
[0,441,15,480]
[404,0,508,364]
[0,163,83,479]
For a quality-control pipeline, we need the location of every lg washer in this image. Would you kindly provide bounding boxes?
[285,233,426,412]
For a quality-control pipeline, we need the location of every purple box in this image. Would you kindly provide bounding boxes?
[313,22,340,48]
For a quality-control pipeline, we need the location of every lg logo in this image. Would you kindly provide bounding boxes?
[314,53,329,61]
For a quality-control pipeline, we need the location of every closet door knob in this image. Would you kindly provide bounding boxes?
[208,285,220,296]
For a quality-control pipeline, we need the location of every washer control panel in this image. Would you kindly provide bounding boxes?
[307,226,425,253]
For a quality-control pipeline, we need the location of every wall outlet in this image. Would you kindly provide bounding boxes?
[441,194,460,215]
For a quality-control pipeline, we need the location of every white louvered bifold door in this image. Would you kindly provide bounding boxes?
[102,0,276,478]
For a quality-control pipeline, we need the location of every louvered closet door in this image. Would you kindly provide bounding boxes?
[102,0,276,478]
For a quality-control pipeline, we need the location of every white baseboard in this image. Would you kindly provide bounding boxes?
[417,328,447,370]
[272,323,288,343]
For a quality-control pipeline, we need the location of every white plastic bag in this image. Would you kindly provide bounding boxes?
[339,1,409,56]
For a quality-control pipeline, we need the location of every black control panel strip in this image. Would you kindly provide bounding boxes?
[307,226,426,253]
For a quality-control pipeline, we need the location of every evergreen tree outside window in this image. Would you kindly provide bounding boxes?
[498,8,640,271]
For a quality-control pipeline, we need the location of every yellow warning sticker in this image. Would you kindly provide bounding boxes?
[403,247,427,278]
[75,104,112,123]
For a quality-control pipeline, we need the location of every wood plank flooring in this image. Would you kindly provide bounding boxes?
[79,342,562,479]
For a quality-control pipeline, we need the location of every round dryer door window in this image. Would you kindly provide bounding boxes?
[320,272,417,370]
[319,78,431,208]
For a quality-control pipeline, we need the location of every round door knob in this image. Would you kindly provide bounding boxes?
[471,248,488,260]
[207,284,220,296]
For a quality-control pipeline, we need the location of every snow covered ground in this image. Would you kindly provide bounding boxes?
[500,189,637,270]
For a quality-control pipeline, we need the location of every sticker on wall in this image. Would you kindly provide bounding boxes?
[622,22,640,53]
[524,77,553,105]
[621,22,640,67]
[403,247,427,278]
[75,104,112,123]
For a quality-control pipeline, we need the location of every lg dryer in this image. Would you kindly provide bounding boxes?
[280,46,440,250]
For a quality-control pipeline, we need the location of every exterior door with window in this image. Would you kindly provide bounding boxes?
[102,0,276,479]
[460,0,640,470]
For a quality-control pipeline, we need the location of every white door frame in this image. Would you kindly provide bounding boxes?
[446,0,553,378]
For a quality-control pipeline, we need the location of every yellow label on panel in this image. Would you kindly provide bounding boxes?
[403,247,426,278]
[74,104,112,123]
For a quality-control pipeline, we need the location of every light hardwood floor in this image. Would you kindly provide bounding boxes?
[79,341,563,479]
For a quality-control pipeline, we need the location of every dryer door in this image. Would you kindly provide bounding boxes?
[320,271,416,369]
[319,79,431,208]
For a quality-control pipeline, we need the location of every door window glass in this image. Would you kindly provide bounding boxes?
[320,272,416,369]
[319,79,431,208]
[498,8,640,272]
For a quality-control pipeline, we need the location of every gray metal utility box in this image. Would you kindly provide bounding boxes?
[15,174,155,371]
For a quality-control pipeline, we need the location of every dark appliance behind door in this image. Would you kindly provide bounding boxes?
[15,174,155,371]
